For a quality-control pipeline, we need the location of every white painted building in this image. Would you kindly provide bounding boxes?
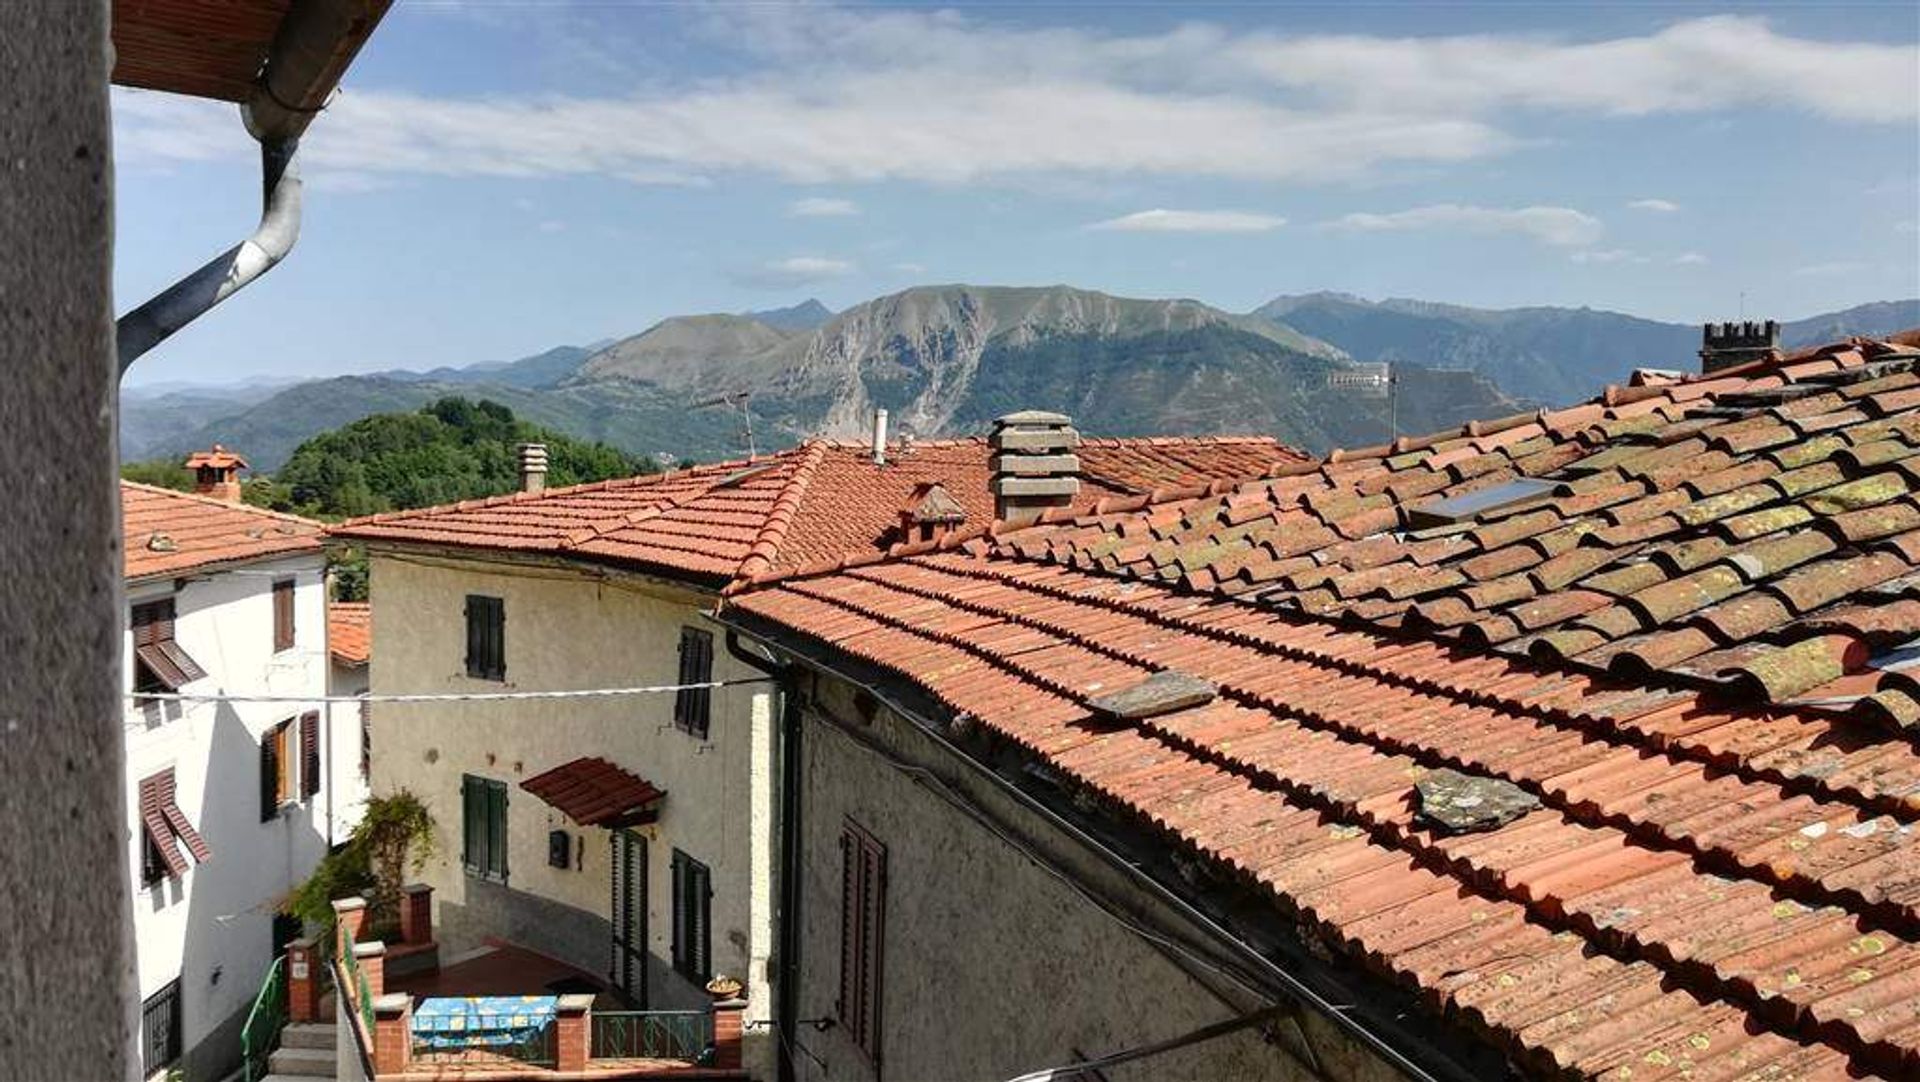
[121,473,366,1081]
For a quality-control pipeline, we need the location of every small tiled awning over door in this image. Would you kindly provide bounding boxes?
[139,769,210,878]
[520,757,665,828]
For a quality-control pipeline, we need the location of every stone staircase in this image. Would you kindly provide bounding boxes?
[261,1022,335,1081]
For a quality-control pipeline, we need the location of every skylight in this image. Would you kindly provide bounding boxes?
[1406,478,1556,528]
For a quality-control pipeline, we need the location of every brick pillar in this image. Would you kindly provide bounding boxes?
[711,998,747,1070]
[286,938,320,1023]
[332,895,368,958]
[372,993,412,1074]
[353,940,386,1000]
[400,883,434,946]
[554,994,594,1072]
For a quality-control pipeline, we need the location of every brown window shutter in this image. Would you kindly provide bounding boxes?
[837,830,859,1035]
[273,580,295,652]
[300,711,320,799]
[260,727,280,821]
[859,833,886,1064]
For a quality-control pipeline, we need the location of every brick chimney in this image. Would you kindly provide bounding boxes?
[1700,320,1781,374]
[517,442,549,494]
[990,411,1079,526]
[183,445,246,502]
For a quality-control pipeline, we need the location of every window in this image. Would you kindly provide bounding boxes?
[670,849,711,983]
[548,829,571,870]
[462,774,508,880]
[838,820,887,1065]
[673,627,713,739]
[300,710,320,800]
[139,768,210,883]
[260,721,293,821]
[272,578,296,652]
[141,979,182,1076]
[131,598,206,693]
[465,595,506,680]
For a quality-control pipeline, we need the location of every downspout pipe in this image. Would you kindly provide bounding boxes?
[116,137,301,374]
[725,630,802,1082]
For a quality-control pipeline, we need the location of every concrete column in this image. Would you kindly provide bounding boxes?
[400,882,434,945]
[554,994,594,1072]
[0,5,131,1078]
[371,994,413,1074]
[287,938,320,1023]
[712,998,748,1070]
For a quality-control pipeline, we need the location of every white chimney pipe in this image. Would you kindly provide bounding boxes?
[517,442,549,494]
[872,409,889,465]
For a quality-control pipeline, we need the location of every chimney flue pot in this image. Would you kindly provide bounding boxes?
[517,442,549,494]
[990,411,1080,526]
[872,409,889,466]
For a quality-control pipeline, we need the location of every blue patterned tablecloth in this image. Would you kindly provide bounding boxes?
[410,995,558,1049]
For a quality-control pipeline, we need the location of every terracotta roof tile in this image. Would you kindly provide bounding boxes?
[121,481,324,582]
[731,333,1920,1078]
[332,437,1307,586]
[328,601,370,666]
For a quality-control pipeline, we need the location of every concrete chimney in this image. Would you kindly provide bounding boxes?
[183,445,247,503]
[872,409,889,466]
[517,442,549,494]
[990,411,1080,526]
[1700,320,1781,374]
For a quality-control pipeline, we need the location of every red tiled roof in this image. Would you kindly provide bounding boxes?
[728,335,1920,1079]
[330,601,370,666]
[183,444,247,471]
[520,757,665,828]
[331,437,1307,586]
[122,481,325,583]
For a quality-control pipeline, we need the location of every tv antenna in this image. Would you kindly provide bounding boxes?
[1327,362,1398,442]
[693,391,756,458]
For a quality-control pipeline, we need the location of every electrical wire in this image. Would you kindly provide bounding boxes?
[126,677,770,707]
[999,1006,1288,1082]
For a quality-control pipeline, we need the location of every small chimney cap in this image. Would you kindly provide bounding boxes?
[995,410,1072,427]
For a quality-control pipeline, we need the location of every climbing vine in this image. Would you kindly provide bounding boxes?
[286,790,435,950]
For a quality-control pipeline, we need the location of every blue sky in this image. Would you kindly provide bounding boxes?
[114,2,1919,387]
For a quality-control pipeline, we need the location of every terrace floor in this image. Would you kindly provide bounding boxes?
[388,941,629,1010]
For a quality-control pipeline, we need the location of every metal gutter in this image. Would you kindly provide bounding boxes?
[715,608,1503,1082]
[115,0,391,374]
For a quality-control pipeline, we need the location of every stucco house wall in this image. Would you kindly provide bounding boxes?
[788,674,1409,1082]
[124,553,333,1081]
[329,653,371,840]
[365,550,775,1064]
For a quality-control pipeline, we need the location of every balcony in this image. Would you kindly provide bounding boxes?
[302,892,747,1079]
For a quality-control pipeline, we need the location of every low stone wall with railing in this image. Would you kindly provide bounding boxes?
[316,892,747,1078]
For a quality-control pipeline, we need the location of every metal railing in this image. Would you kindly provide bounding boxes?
[590,1010,713,1062]
[411,1006,557,1067]
[239,955,287,1082]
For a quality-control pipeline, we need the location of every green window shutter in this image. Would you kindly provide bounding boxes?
[691,860,711,981]
[486,780,508,879]
[462,775,484,873]
[670,851,686,974]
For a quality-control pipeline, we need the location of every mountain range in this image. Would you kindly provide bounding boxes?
[121,287,1918,472]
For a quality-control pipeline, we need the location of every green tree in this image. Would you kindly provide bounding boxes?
[121,458,195,491]
[272,396,651,519]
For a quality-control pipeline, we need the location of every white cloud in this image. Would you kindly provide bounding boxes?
[1674,251,1709,265]
[1896,220,1919,236]
[730,256,855,289]
[1087,209,1287,234]
[108,12,1916,189]
[1325,204,1604,247]
[1628,198,1680,212]
[1570,248,1649,265]
[538,220,567,233]
[892,262,927,275]
[789,197,860,217]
